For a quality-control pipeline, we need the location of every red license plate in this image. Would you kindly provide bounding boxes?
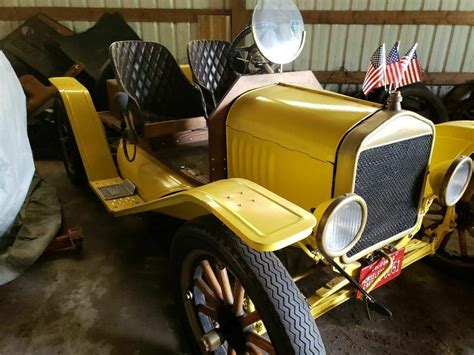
[356,248,405,299]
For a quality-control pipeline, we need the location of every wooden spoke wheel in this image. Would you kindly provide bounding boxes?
[426,178,474,269]
[55,95,86,185]
[171,216,325,355]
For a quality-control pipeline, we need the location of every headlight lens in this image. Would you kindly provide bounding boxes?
[316,194,367,257]
[443,157,472,206]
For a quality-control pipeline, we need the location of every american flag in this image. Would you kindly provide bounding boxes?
[362,43,386,96]
[399,45,422,87]
[386,41,401,86]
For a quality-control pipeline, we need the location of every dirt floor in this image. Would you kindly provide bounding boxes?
[0,160,473,355]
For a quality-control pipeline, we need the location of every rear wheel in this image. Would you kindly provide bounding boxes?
[456,99,474,120]
[171,216,325,355]
[55,95,86,185]
[398,84,449,123]
[354,84,449,123]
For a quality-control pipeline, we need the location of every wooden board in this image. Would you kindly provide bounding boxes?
[242,10,474,25]
[4,7,470,26]
[314,71,474,85]
[144,117,207,139]
[0,7,231,23]
[231,0,248,38]
[197,15,231,41]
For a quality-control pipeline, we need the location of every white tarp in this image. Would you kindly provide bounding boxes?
[0,51,35,237]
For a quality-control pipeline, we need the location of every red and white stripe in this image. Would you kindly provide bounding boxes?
[386,62,401,86]
[362,64,385,95]
[396,43,419,89]
[400,58,422,87]
[362,43,386,96]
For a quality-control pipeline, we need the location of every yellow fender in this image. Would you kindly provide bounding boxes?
[49,77,315,252]
[432,121,474,165]
[423,121,473,197]
[50,77,118,182]
[115,178,316,252]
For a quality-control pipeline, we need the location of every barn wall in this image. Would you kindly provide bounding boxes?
[0,0,472,95]
[248,0,473,94]
[0,0,231,63]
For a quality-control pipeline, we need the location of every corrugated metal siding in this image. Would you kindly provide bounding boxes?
[0,0,472,94]
[246,0,473,94]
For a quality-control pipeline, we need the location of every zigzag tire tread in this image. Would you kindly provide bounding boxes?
[173,216,325,355]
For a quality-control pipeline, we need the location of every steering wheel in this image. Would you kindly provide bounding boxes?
[229,25,276,75]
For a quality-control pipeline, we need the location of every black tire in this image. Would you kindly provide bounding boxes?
[171,215,325,355]
[455,98,474,120]
[353,84,449,123]
[400,84,449,123]
[443,82,474,120]
[55,95,86,185]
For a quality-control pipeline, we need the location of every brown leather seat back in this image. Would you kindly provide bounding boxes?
[187,40,239,113]
[109,40,206,124]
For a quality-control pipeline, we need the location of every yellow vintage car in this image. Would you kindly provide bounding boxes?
[50,1,473,354]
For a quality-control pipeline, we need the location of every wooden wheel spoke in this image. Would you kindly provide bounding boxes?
[247,342,263,355]
[425,213,443,219]
[438,231,453,251]
[201,260,224,300]
[423,219,438,228]
[460,179,473,202]
[196,303,218,320]
[233,279,245,316]
[217,266,234,305]
[240,311,261,328]
[467,226,474,238]
[458,228,469,257]
[195,277,220,307]
[246,332,274,354]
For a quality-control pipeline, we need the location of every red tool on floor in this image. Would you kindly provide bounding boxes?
[45,227,83,254]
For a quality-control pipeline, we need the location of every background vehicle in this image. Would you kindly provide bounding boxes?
[51,1,473,353]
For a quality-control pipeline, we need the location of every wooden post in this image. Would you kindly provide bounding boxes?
[231,0,247,38]
[197,15,231,41]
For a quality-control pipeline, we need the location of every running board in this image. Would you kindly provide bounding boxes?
[90,178,145,213]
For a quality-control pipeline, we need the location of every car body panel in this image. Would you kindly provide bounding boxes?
[432,121,474,165]
[227,83,381,164]
[50,77,118,182]
[113,178,317,252]
[50,77,316,252]
[226,82,381,211]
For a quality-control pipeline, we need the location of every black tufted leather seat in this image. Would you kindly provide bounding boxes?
[109,40,206,126]
[187,40,240,113]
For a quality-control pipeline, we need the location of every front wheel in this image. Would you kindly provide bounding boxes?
[171,216,325,355]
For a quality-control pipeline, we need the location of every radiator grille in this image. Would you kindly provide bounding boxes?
[346,135,433,259]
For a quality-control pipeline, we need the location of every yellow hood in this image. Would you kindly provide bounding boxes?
[227,83,381,163]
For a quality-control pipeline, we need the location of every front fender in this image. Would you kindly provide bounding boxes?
[116,178,316,252]
[424,121,473,198]
[432,121,474,165]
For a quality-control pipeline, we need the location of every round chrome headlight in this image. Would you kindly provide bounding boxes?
[441,156,472,206]
[316,194,367,257]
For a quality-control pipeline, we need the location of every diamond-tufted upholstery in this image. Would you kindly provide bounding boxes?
[187,40,240,113]
[109,40,206,126]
